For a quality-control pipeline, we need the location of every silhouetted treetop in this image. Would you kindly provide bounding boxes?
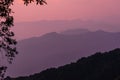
[23,0,47,5]
[0,0,46,79]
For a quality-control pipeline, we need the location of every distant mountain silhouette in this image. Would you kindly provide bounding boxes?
[60,29,90,35]
[7,30,120,77]
[14,19,120,40]
[6,48,120,80]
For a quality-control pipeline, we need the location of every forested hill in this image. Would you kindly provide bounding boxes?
[8,30,120,76]
[6,48,120,80]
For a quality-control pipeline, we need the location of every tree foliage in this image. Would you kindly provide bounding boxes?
[0,0,46,79]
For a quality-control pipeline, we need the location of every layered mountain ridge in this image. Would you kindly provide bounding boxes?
[6,48,120,80]
[7,29,120,77]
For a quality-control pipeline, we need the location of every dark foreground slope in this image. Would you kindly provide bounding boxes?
[7,48,120,80]
[7,31,120,77]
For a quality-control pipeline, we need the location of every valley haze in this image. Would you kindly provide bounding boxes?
[6,29,120,77]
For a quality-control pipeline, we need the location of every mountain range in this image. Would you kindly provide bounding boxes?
[13,19,120,40]
[7,29,120,77]
[6,48,120,80]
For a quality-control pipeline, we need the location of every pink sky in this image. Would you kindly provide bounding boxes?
[10,0,120,40]
[12,0,120,22]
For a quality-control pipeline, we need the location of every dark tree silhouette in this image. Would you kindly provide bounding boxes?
[0,0,46,79]
[7,48,120,80]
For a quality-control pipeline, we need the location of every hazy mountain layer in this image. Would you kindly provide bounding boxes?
[6,48,120,80]
[7,30,120,77]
